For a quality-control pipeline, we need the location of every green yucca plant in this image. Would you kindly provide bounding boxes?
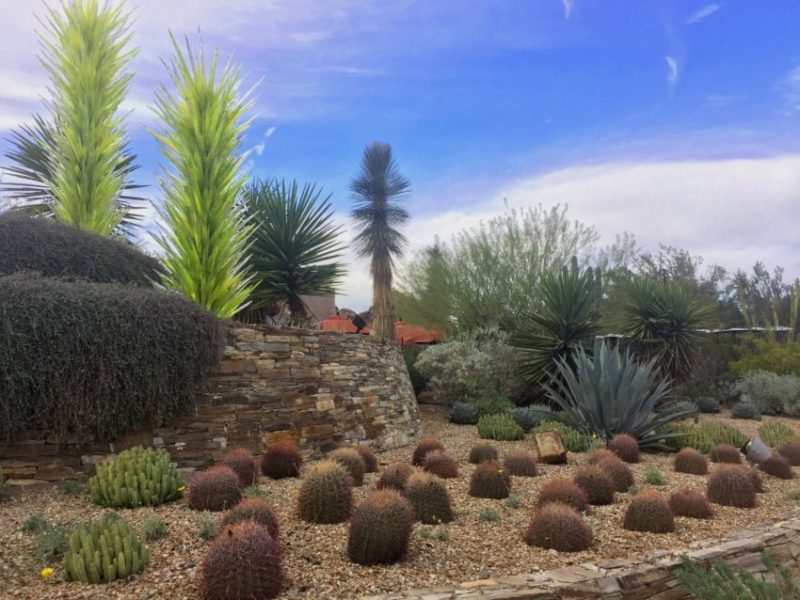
[238,179,345,324]
[153,35,255,318]
[514,258,601,384]
[36,0,137,236]
[534,340,694,449]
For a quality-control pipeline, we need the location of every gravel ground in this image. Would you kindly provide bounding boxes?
[1,407,799,600]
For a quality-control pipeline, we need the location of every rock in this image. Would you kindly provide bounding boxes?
[534,431,567,464]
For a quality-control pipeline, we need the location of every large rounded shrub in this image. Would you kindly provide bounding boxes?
[524,504,593,552]
[199,523,283,600]
[297,460,352,524]
[348,490,414,565]
[188,466,242,512]
[0,213,161,284]
[477,414,524,441]
[707,465,756,508]
[0,272,222,445]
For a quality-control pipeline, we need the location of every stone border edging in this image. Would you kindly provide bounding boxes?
[363,511,800,600]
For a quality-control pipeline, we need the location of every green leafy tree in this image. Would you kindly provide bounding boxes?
[37,0,137,236]
[395,240,452,333]
[514,258,601,384]
[446,204,598,332]
[619,278,714,380]
[239,179,345,324]
[350,141,410,339]
[153,36,254,318]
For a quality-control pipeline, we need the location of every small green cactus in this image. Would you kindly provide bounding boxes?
[64,514,149,583]
[477,414,524,441]
[89,447,183,508]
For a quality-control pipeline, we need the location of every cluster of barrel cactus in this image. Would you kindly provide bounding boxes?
[64,513,149,583]
[89,447,183,508]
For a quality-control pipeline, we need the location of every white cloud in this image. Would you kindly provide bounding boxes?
[561,0,574,20]
[665,55,680,88]
[687,4,721,25]
[778,66,800,114]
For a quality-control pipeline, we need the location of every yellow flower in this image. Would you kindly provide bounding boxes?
[177,486,186,492]
[40,567,54,580]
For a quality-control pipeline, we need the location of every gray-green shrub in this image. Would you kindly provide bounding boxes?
[734,370,800,416]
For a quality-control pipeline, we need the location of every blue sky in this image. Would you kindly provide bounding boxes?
[1,0,800,309]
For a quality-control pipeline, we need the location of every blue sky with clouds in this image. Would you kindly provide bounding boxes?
[1,0,800,309]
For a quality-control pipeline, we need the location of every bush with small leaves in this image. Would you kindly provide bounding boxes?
[695,396,721,413]
[524,504,593,552]
[507,407,538,432]
[448,402,480,425]
[58,480,83,496]
[709,443,742,464]
[623,491,675,533]
[664,421,748,453]
[89,446,183,508]
[469,460,511,499]
[574,466,615,505]
[376,463,414,491]
[587,448,618,464]
[348,490,414,565]
[477,413,524,441]
[142,514,168,542]
[731,400,761,421]
[188,466,243,512]
[760,453,794,479]
[198,523,283,600]
[261,442,303,479]
[608,434,640,463]
[198,512,216,541]
[674,448,708,475]
[503,450,538,477]
[707,465,756,508]
[355,446,379,473]
[643,465,667,486]
[597,458,633,492]
[669,490,713,519]
[423,451,459,479]
[412,437,445,466]
[536,478,589,512]
[468,442,499,464]
[759,422,800,449]
[220,498,279,541]
[504,494,520,509]
[778,441,800,466]
[403,472,453,524]
[479,507,500,522]
[328,448,366,486]
[244,485,268,499]
[297,460,352,524]
[64,514,149,583]
[221,448,257,488]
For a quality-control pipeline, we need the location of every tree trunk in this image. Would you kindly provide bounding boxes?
[372,255,395,339]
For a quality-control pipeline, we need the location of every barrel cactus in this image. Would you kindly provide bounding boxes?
[355,446,379,473]
[64,513,149,583]
[89,447,183,508]
[573,465,615,505]
[187,466,242,512]
[261,442,303,479]
[348,490,414,565]
[468,442,499,464]
[503,450,538,477]
[673,448,708,475]
[587,448,618,465]
[709,443,742,464]
[468,460,511,499]
[669,490,713,519]
[623,491,675,533]
[536,478,589,513]
[199,523,283,600]
[219,498,280,541]
[707,465,756,508]
[608,434,640,463]
[403,472,453,524]
[328,448,366,486]
[221,448,257,488]
[596,458,633,493]
[423,451,459,479]
[778,441,800,466]
[760,453,794,480]
[412,437,445,466]
[297,460,352,524]
[524,504,593,552]
[376,463,414,491]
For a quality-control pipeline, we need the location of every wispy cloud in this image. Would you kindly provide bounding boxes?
[250,126,277,157]
[687,4,721,25]
[561,0,574,20]
[665,55,680,88]
[778,65,800,114]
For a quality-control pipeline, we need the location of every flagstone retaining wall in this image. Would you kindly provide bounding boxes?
[1,325,420,481]
[365,511,800,600]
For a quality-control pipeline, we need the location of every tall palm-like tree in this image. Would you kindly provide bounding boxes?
[0,114,145,236]
[239,179,346,324]
[350,142,410,339]
[152,35,255,318]
[37,0,137,236]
